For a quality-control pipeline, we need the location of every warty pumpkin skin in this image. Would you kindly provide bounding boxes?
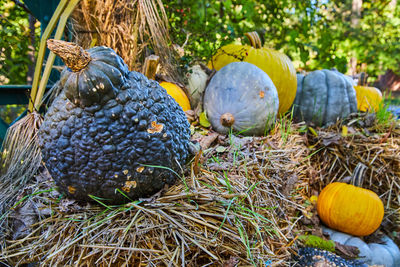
[208,32,296,115]
[39,40,190,203]
[159,81,191,111]
[204,62,279,136]
[294,69,358,127]
[354,85,383,112]
[317,182,384,237]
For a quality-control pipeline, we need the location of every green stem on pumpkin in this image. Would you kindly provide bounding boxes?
[244,31,262,49]
[351,162,367,187]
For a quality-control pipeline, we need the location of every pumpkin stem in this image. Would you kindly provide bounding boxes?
[244,32,262,49]
[220,113,235,127]
[351,162,367,186]
[47,39,91,72]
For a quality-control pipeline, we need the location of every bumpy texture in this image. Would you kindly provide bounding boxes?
[295,247,368,267]
[39,43,190,204]
[293,69,357,127]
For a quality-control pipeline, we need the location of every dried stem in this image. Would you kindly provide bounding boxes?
[47,39,91,72]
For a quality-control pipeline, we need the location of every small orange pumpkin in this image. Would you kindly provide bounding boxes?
[159,81,191,111]
[317,180,384,236]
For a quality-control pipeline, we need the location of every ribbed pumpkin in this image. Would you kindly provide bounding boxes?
[294,69,358,127]
[159,81,191,111]
[208,31,296,115]
[317,163,384,237]
[354,85,383,112]
[317,182,384,236]
[323,226,400,267]
[204,62,279,136]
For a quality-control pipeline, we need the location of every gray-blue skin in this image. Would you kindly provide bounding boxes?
[204,62,279,136]
[295,247,368,267]
[39,44,190,204]
[293,69,357,127]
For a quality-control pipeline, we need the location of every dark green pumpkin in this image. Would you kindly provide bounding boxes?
[48,40,128,108]
[39,40,190,203]
[293,69,357,127]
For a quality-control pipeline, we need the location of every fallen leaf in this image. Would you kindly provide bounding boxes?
[199,111,211,128]
[223,256,239,267]
[196,132,219,150]
[334,242,360,259]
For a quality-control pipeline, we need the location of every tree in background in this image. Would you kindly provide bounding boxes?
[0,0,39,85]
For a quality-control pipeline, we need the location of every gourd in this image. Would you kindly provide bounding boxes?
[203,62,279,136]
[354,85,383,112]
[39,40,190,203]
[159,81,191,111]
[294,69,358,126]
[317,163,384,237]
[208,31,296,115]
[185,64,208,109]
[323,227,400,267]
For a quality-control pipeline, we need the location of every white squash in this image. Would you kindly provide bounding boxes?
[323,226,400,267]
[185,64,208,109]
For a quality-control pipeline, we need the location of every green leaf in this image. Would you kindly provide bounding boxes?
[199,111,211,128]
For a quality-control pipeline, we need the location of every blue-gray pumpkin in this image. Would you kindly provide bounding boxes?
[203,62,279,136]
[293,69,357,126]
[323,226,400,267]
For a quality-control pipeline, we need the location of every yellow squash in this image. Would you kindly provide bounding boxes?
[208,31,297,115]
[160,81,191,111]
[354,85,383,112]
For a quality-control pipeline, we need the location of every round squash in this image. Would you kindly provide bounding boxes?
[204,62,279,136]
[323,227,400,267]
[294,69,358,127]
[39,40,191,203]
[317,182,384,236]
[159,81,191,111]
[354,85,383,112]
[208,31,296,115]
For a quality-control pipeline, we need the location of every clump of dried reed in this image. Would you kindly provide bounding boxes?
[70,0,182,83]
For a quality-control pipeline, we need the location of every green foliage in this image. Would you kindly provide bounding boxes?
[0,0,40,85]
[298,234,336,252]
[166,0,400,80]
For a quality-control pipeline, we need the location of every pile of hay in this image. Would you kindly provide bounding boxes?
[0,115,399,266]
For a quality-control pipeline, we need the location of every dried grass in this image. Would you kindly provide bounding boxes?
[0,111,43,219]
[70,0,182,83]
[0,116,399,266]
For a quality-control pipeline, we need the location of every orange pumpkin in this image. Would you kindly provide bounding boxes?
[159,81,191,111]
[317,182,384,236]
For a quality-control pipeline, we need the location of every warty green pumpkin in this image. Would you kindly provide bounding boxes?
[203,62,279,136]
[39,40,191,203]
[293,69,358,126]
[208,31,296,115]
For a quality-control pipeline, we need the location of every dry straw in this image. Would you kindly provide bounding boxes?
[70,0,182,83]
[1,116,398,266]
